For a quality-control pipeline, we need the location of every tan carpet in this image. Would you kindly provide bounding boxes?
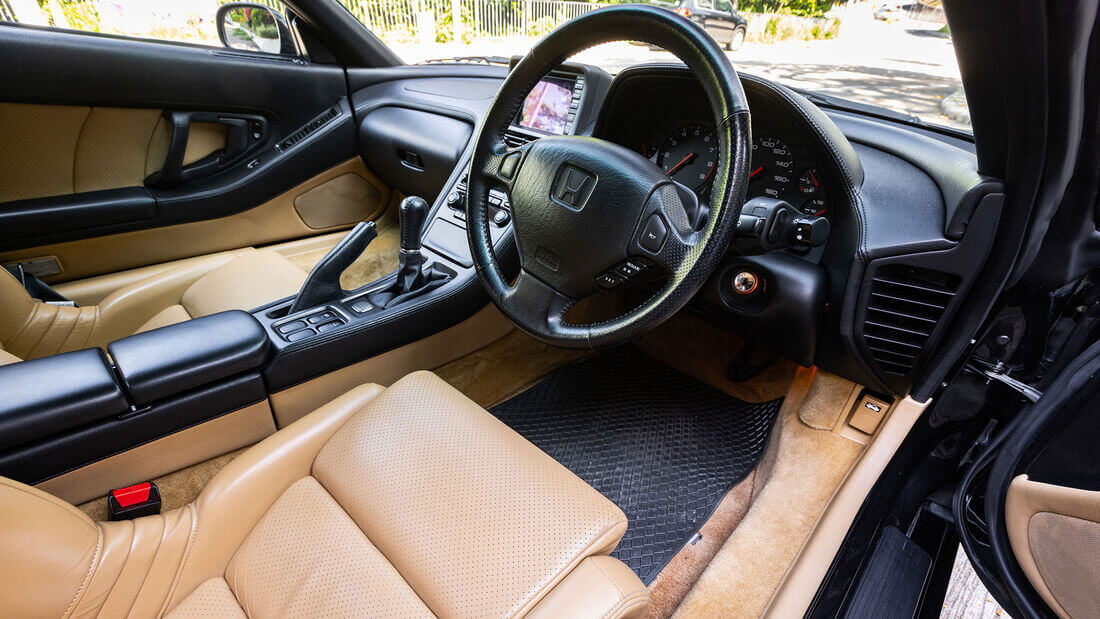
[673,367,864,617]
[635,312,798,403]
[799,370,859,430]
[434,329,591,408]
[647,474,757,618]
[77,448,246,521]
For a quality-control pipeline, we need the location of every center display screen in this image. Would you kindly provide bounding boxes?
[518,75,575,134]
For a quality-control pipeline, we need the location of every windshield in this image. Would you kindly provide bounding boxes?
[0,0,967,131]
[354,0,970,132]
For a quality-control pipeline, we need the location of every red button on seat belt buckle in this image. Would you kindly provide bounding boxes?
[107,481,162,521]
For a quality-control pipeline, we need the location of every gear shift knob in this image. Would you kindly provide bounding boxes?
[399,195,430,253]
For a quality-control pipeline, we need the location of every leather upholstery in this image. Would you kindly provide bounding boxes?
[0,342,19,365]
[0,104,232,204]
[0,249,305,361]
[0,372,649,618]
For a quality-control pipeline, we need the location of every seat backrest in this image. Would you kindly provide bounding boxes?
[0,342,20,364]
[1,268,99,360]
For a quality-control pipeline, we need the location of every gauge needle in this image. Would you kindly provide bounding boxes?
[749,166,764,179]
[809,169,820,187]
[814,208,827,216]
[667,153,697,175]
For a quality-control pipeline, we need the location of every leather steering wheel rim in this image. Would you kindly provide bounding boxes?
[467,5,752,348]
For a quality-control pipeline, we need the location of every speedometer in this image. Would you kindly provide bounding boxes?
[749,136,794,199]
[658,124,718,192]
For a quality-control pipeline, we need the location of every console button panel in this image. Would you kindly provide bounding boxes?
[272,306,348,342]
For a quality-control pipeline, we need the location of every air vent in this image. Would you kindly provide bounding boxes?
[277,106,340,152]
[503,130,534,148]
[862,265,959,376]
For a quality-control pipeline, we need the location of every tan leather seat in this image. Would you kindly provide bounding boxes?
[0,248,306,362]
[0,371,650,618]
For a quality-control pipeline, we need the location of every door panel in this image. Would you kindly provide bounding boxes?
[0,103,228,204]
[1006,476,1100,619]
[956,338,1100,618]
[1,158,392,284]
[0,23,355,255]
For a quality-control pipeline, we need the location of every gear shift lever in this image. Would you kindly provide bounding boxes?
[400,195,429,254]
[395,195,429,292]
[367,195,452,309]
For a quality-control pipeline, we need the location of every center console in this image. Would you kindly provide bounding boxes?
[251,61,612,394]
[0,311,272,498]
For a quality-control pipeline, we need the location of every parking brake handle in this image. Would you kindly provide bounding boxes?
[289,221,378,314]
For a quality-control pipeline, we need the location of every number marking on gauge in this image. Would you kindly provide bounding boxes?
[750,136,795,198]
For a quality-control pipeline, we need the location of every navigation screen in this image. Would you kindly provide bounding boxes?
[518,76,574,134]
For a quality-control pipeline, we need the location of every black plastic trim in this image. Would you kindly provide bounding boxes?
[0,188,155,240]
[0,348,128,452]
[0,373,267,486]
[359,106,473,201]
[695,252,828,366]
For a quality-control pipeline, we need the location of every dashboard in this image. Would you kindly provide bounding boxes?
[351,60,992,399]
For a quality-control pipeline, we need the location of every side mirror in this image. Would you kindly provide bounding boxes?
[216,2,297,56]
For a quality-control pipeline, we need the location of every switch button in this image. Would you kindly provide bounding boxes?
[849,394,891,434]
[638,213,668,253]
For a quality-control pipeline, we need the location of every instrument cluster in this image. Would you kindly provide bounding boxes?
[638,123,830,220]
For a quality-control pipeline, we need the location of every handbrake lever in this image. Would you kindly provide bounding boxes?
[289,221,378,314]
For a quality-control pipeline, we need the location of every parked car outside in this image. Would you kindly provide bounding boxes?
[649,0,749,50]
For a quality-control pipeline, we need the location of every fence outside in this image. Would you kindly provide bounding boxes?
[341,0,601,44]
[0,0,600,45]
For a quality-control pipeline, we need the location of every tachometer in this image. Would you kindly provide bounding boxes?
[749,136,794,199]
[658,124,718,192]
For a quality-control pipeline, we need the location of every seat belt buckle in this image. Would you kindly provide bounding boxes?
[107,481,162,521]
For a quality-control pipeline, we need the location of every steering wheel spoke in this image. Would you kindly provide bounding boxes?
[499,269,577,337]
[475,140,530,191]
[630,182,702,275]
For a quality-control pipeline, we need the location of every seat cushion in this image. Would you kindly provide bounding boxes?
[312,371,630,618]
[180,250,305,319]
[135,304,192,334]
[226,476,431,617]
[0,373,650,618]
[0,249,306,361]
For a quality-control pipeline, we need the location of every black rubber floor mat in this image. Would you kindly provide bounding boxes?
[490,346,782,584]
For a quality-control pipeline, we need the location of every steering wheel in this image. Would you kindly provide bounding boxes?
[467,4,751,348]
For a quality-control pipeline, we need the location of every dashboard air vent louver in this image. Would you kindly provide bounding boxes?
[277,106,340,152]
[862,265,959,376]
[503,130,534,148]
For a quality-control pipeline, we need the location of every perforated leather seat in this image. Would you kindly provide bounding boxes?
[0,371,650,618]
[0,248,306,364]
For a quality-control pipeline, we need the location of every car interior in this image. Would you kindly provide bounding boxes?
[1,0,1098,617]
